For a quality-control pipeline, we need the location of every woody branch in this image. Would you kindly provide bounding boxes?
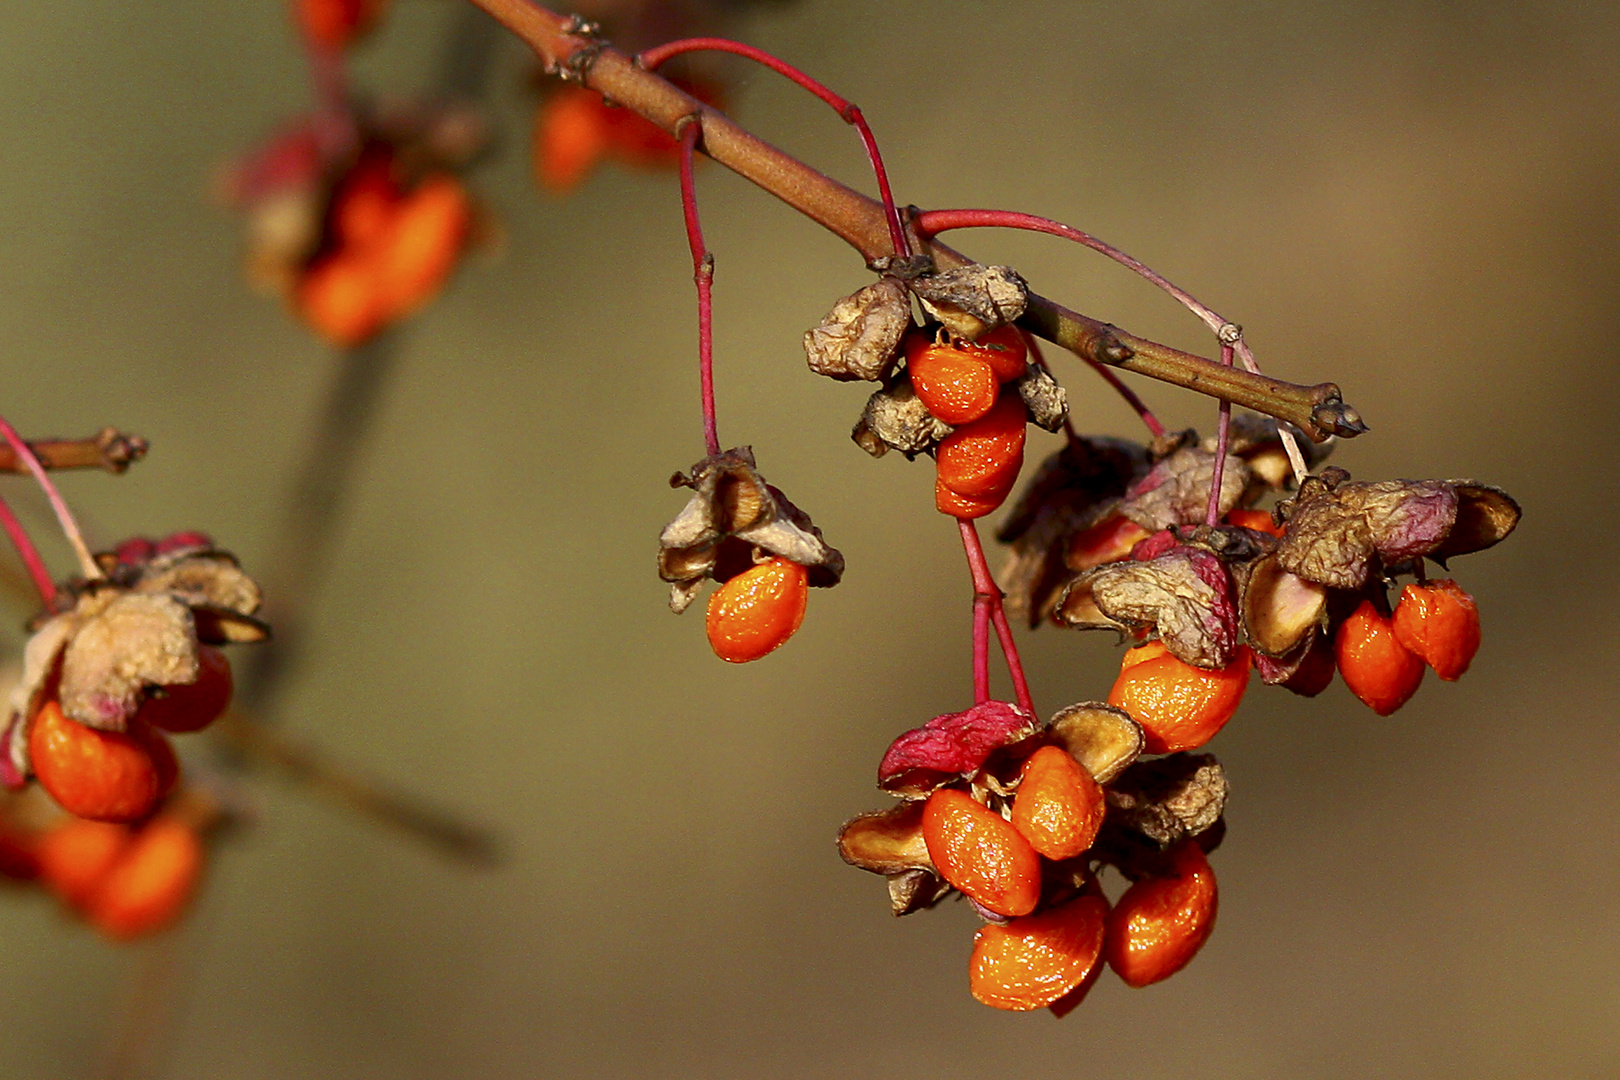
[463,0,1364,443]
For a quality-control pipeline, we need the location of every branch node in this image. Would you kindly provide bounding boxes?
[554,14,607,83]
[1217,322,1243,345]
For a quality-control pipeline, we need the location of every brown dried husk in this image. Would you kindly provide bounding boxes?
[997,438,1151,628]
[658,448,844,613]
[1045,702,1144,785]
[1014,364,1068,433]
[1119,447,1251,532]
[851,378,954,458]
[58,591,198,731]
[803,277,911,382]
[1104,753,1228,846]
[907,265,1028,340]
[837,802,950,916]
[1083,548,1238,669]
[1240,552,1329,657]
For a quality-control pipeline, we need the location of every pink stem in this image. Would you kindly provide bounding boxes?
[915,209,1230,336]
[0,416,100,580]
[678,121,720,456]
[0,493,55,607]
[958,520,1034,715]
[637,37,910,257]
[971,594,990,705]
[1205,343,1234,527]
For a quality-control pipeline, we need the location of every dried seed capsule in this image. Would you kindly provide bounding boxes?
[705,557,809,663]
[1107,642,1250,754]
[29,701,177,823]
[138,645,233,734]
[1009,746,1105,861]
[935,391,1027,499]
[921,788,1041,918]
[1336,599,1425,715]
[1392,579,1480,681]
[905,334,998,425]
[85,817,205,940]
[970,891,1109,1011]
[1105,839,1219,988]
[38,818,132,909]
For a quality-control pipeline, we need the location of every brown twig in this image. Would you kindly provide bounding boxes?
[212,711,501,867]
[464,0,1363,442]
[0,427,148,474]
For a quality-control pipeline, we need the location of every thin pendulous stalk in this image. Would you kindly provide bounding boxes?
[678,120,720,457]
[958,519,1034,716]
[1206,344,1235,527]
[0,415,101,581]
[637,36,909,257]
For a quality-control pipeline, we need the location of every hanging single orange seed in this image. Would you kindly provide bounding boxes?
[920,788,1041,918]
[373,175,473,320]
[705,557,809,663]
[1009,746,1105,861]
[1337,599,1425,715]
[1392,579,1480,681]
[37,818,132,909]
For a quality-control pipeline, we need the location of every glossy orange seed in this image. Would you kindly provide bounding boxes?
[1392,579,1480,681]
[1336,599,1425,715]
[970,891,1109,1010]
[935,391,1027,500]
[1106,839,1219,988]
[29,701,175,824]
[904,334,999,425]
[705,557,809,663]
[1009,746,1106,861]
[85,818,204,940]
[920,788,1041,918]
[963,324,1030,384]
[933,473,1014,520]
[1107,645,1251,754]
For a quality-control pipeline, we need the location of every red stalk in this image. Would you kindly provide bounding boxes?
[0,493,55,607]
[678,121,720,457]
[1205,344,1235,526]
[958,519,1034,715]
[638,37,909,257]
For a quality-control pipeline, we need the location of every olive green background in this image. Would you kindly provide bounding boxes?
[0,1,1614,1076]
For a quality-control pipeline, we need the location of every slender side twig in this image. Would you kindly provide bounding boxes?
[637,37,909,258]
[959,520,1034,716]
[0,415,101,581]
[213,712,499,865]
[0,428,148,475]
[464,0,1363,442]
[678,120,721,457]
